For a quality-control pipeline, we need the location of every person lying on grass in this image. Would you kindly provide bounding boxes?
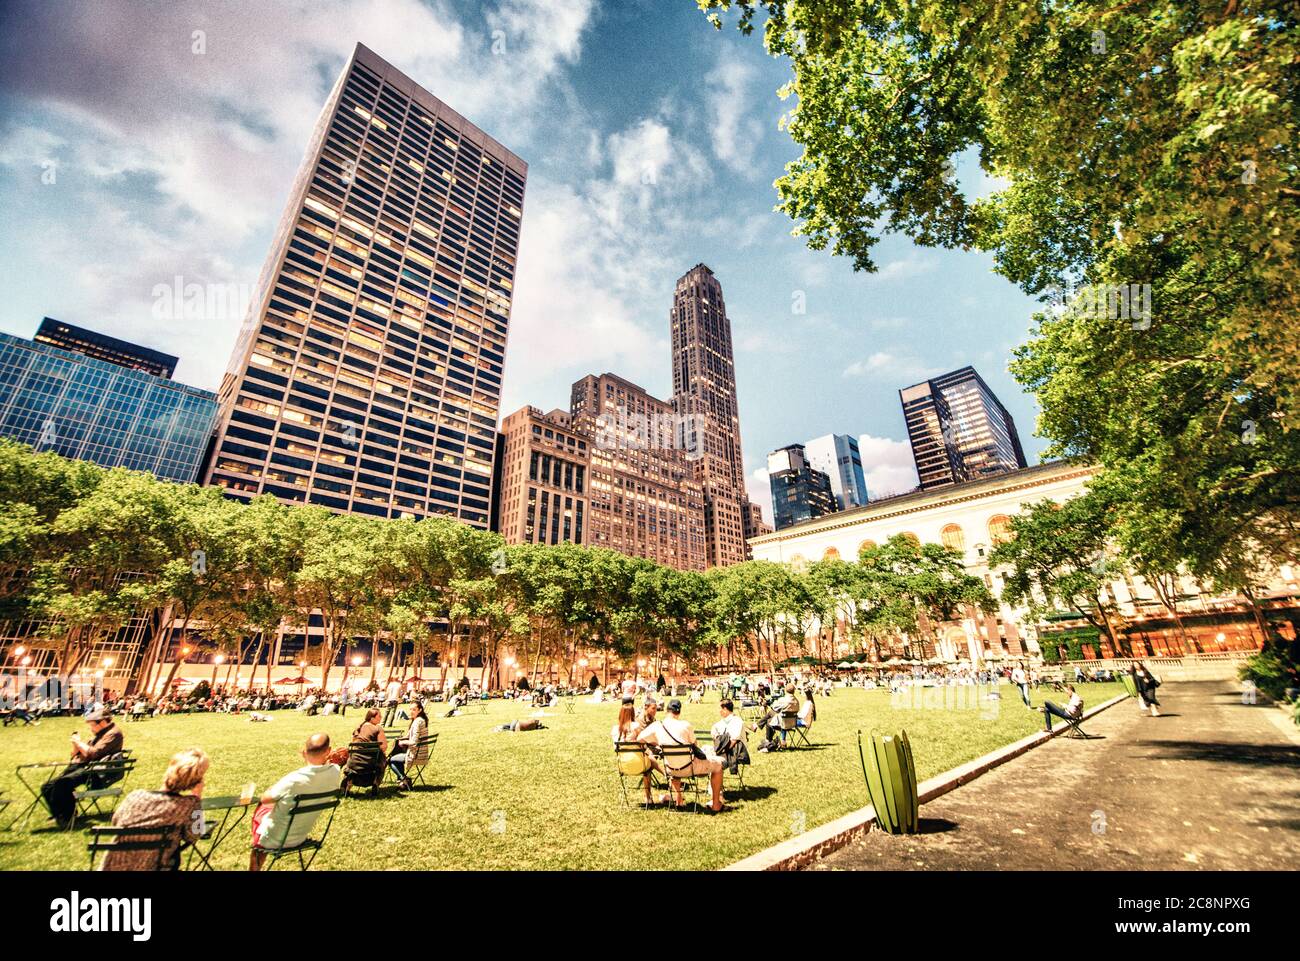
[493,718,546,732]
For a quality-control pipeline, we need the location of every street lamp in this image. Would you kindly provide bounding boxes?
[212,653,225,688]
[297,660,307,695]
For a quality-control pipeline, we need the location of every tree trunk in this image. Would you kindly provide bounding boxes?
[160,615,193,694]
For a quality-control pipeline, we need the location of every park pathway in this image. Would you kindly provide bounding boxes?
[810,680,1300,871]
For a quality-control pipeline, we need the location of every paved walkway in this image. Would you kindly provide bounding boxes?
[811,681,1300,871]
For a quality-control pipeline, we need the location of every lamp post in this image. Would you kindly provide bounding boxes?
[297,660,307,696]
[636,657,647,690]
[212,654,224,689]
[578,657,588,691]
[4,644,25,668]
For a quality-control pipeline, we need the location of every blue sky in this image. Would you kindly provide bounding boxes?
[0,0,1048,522]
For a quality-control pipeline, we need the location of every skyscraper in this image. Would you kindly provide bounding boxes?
[900,366,1027,491]
[0,320,217,483]
[203,44,527,526]
[767,444,837,530]
[670,264,749,567]
[570,373,706,571]
[496,406,589,546]
[803,433,868,510]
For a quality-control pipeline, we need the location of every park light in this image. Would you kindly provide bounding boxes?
[14,645,25,657]
[1216,632,1226,643]
[377,659,385,669]
[20,655,32,666]
[102,657,114,667]
[298,660,307,667]
[181,646,191,656]
[578,658,588,668]
[352,655,363,666]
[215,654,225,664]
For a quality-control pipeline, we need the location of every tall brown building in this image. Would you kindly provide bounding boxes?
[570,373,706,570]
[496,406,588,545]
[203,44,526,527]
[743,500,773,541]
[670,265,750,566]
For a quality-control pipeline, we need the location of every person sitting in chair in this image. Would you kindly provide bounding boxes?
[387,700,426,790]
[761,685,800,751]
[612,698,663,805]
[41,707,125,828]
[1039,685,1084,733]
[340,709,388,793]
[638,699,724,813]
[250,733,341,871]
[102,748,209,871]
[711,699,751,775]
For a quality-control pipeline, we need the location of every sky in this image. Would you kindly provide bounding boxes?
[0,0,1050,524]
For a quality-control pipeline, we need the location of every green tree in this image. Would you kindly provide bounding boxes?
[990,493,1128,654]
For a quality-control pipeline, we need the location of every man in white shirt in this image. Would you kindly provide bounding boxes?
[249,732,342,870]
[638,699,723,812]
[1040,685,1085,734]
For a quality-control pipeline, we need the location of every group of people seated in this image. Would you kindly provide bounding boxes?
[744,683,816,752]
[612,695,751,813]
[337,704,429,792]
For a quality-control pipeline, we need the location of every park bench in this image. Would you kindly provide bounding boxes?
[88,824,182,871]
[251,789,342,871]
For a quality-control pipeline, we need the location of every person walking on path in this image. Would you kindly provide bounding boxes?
[1131,663,1161,716]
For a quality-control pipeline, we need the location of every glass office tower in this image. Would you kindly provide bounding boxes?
[203,44,527,526]
[803,433,868,510]
[767,444,837,530]
[0,324,217,483]
[900,366,1027,490]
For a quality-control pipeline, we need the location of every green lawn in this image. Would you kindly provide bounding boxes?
[0,682,1124,871]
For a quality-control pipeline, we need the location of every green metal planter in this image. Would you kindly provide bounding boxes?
[857,729,920,834]
[1119,673,1139,698]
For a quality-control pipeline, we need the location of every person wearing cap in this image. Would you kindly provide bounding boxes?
[638,699,724,812]
[41,707,126,828]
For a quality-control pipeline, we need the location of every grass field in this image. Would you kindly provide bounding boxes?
[0,682,1124,871]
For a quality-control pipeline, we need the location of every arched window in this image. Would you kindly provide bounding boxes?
[857,539,877,557]
[822,547,841,561]
[788,553,807,573]
[900,532,921,547]
[987,514,1013,544]
[940,523,966,553]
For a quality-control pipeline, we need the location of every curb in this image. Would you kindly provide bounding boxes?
[721,691,1130,872]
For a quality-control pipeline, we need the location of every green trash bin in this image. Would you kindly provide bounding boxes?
[858,729,920,834]
[1119,673,1139,699]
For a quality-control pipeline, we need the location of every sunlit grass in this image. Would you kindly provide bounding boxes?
[0,682,1123,870]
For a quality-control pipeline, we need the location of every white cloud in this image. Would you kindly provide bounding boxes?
[706,49,765,174]
[856,434,918,499]
[870,255,936,282]
[842,351,941,384]
[0,0,600,388]
[745,465,773,526]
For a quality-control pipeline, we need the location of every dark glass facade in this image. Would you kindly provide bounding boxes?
[34,317,178,379]
[767,444,837,531]
[203,44,527,526]
[901,366,1027,491]
[0,330,218,483]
